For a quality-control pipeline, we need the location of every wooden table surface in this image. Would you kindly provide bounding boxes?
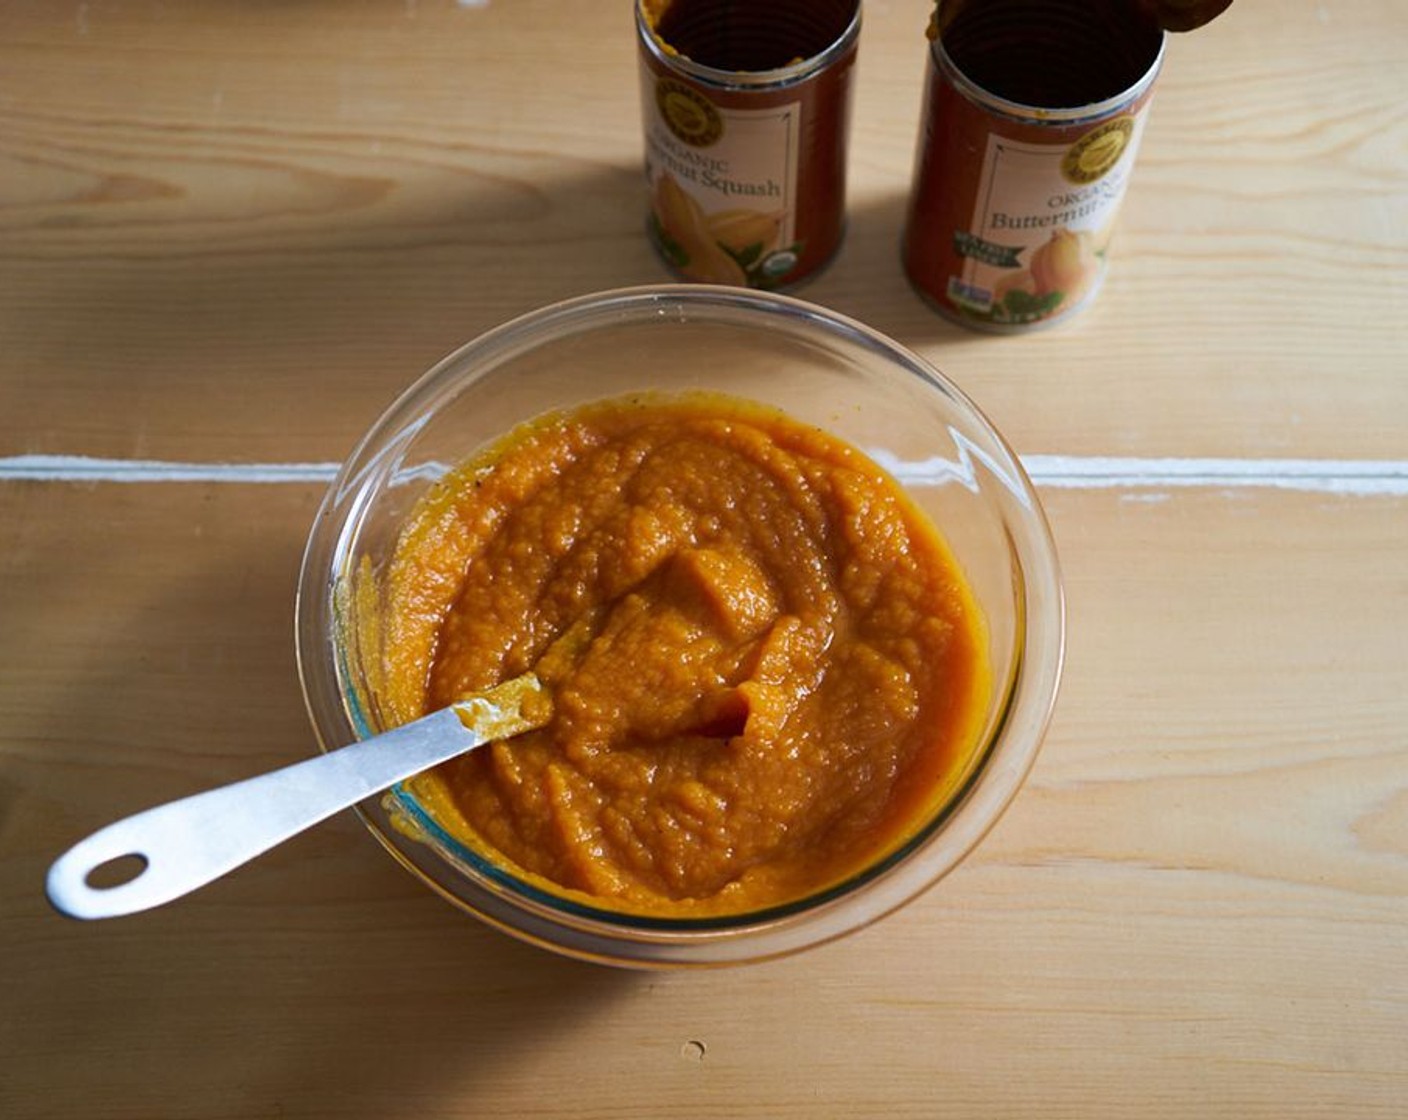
[3,1,1406,1116]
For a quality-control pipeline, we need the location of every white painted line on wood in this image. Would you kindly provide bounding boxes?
[2,454,1407,496]
[1020,456,1408,496]
[0,456,340,484]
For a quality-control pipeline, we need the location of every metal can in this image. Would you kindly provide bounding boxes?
[903,0,1166,331]
[636,0,860,289]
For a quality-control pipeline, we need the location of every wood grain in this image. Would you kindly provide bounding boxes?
[2,0,1407,1116]
[1,482,1404,1119]
[2,0,1405,462]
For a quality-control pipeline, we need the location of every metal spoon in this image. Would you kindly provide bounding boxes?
[46,674,549,921]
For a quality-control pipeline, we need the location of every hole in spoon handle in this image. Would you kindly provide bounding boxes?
[46,822,169,920]
[85,852,150,889]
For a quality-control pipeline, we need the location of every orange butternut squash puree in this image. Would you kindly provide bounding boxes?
[380,393,991,917]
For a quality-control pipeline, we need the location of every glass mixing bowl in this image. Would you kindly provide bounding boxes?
[295,285,1063,967]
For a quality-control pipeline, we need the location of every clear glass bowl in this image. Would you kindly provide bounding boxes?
[295,285,1064,968]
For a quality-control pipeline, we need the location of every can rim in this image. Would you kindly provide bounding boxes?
[931,23,1167,124]
[635,0,861,91]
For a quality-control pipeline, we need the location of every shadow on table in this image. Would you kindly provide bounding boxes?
[784,185,989,355]
[0,481,641,1116]
[14,158,664,461]
[11,862,640,1114]
[14,156,984,464]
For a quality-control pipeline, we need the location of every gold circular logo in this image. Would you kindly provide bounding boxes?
[1062,117,1135,184]
[656,79,723,148]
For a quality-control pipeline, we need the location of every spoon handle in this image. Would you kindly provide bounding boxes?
[46,681,545,920]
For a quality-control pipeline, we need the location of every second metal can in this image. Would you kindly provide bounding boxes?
[903,0,1166,331]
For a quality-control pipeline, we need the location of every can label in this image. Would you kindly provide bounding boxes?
[636,0,859,290]
[643,75,804,287]
[903,0,1164,331]
[942,110,1149,325]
